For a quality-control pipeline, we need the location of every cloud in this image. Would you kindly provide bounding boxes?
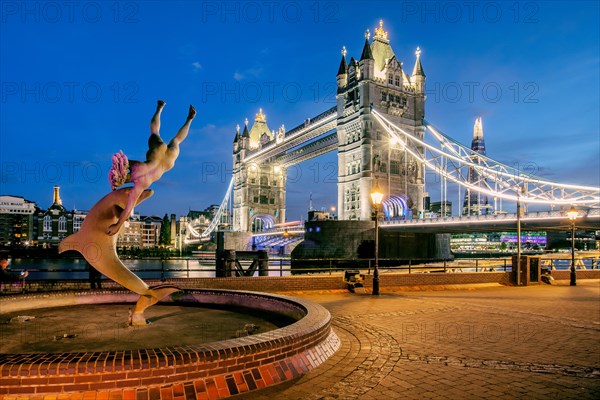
[233,65,264,81]
[192,61,202,71]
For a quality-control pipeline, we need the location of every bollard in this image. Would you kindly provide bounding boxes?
[215,250,225,277]
[258,250,269,276]
[224,250,236,277]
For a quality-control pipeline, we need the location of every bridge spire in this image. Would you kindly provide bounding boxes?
[411,47,426,93]
[360,30,374,61]
[473,116,483,140]
[337,46,348,91]
[242,118,249,138]
[337,46,348,76]
[233,125,240,144]
[412,47,425,77]
[373,19,389,42]
[255,108,266,123]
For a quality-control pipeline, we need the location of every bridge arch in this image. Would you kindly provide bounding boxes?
[251,214,276,232]
[382,195,408,221]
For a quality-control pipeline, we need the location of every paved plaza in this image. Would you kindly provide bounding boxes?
[242,280,600,399]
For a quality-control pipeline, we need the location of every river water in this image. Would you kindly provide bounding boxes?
[7,257,294,280]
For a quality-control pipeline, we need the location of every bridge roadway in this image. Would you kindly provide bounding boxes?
[252,210,599,237]
[381,209,600,233]
[243,106,337,166]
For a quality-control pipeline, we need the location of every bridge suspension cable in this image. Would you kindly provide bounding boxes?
[371,110,600,206]
[186,177,234,242]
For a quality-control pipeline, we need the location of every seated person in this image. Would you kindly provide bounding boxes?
[0,255,28,282]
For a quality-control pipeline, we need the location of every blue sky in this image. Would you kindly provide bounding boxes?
[1,1,598,219]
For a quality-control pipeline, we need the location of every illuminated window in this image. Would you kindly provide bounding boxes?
[43,216,52,232]
[58,216,67,232]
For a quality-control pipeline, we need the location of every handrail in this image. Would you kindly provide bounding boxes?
[5,256,598,280]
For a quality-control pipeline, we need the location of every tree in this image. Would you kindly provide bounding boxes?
[160,214,171,246]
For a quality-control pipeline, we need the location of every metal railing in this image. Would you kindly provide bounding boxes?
[4,256,599,281]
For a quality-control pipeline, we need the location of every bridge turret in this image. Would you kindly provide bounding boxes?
[248,108,273,150]
[239,118,250,151]
[411,47,426,94]
[233,124,240,153]
[336,46,348,92]
[359,29,374,80]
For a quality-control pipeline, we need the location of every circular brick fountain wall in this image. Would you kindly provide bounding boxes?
[0,289,339,398]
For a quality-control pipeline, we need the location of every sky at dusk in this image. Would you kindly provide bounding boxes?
[1,1,599,220]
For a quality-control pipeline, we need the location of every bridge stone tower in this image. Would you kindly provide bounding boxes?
[232,109,287,232]
[336,20,426,221]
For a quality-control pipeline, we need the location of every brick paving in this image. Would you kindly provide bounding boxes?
[240,280,600,399]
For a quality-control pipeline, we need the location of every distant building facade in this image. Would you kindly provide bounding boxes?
[141,216,162,248]
[0,195,38,246]
[1,187,226,250]
[117,212,143,248]
[37,187,75,247]
[117,213,165,248]
[430,201,452,218]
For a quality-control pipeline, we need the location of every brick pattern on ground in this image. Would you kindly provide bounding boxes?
[1,275,599,399]
[243,281,600,400]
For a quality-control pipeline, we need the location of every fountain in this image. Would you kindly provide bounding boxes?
[0,101,339,397]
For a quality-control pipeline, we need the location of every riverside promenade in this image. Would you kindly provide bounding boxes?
[1,278,598,399]
[243,280,600,400]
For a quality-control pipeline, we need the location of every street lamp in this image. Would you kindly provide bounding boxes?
[566,206,578,286]
[370,182,384,296]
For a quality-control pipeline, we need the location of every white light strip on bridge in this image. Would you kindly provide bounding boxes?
[381,214,581,228]
[186,177,234,240]
[425,123,599,192]
[371,110,600,205]
[251,229,305,237]
[200,176,234,238]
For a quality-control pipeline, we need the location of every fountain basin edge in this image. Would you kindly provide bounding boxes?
[0,289,340,398]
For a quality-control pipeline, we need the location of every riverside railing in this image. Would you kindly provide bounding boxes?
[4,256,599,281]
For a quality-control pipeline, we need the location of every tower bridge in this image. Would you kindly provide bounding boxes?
[229,20,427,235]
[185,20,599,246]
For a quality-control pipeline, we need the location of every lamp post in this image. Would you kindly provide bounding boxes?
[566,206,578,286]
[371,182,384,296]
[516,197,521,286]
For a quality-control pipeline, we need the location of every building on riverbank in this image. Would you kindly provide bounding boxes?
[0,195,38,246]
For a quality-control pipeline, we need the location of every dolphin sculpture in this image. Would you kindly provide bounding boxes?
[59,187,180,325]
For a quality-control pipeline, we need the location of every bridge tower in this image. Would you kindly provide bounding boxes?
[336,20,426,221]
[232,109,287,232]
